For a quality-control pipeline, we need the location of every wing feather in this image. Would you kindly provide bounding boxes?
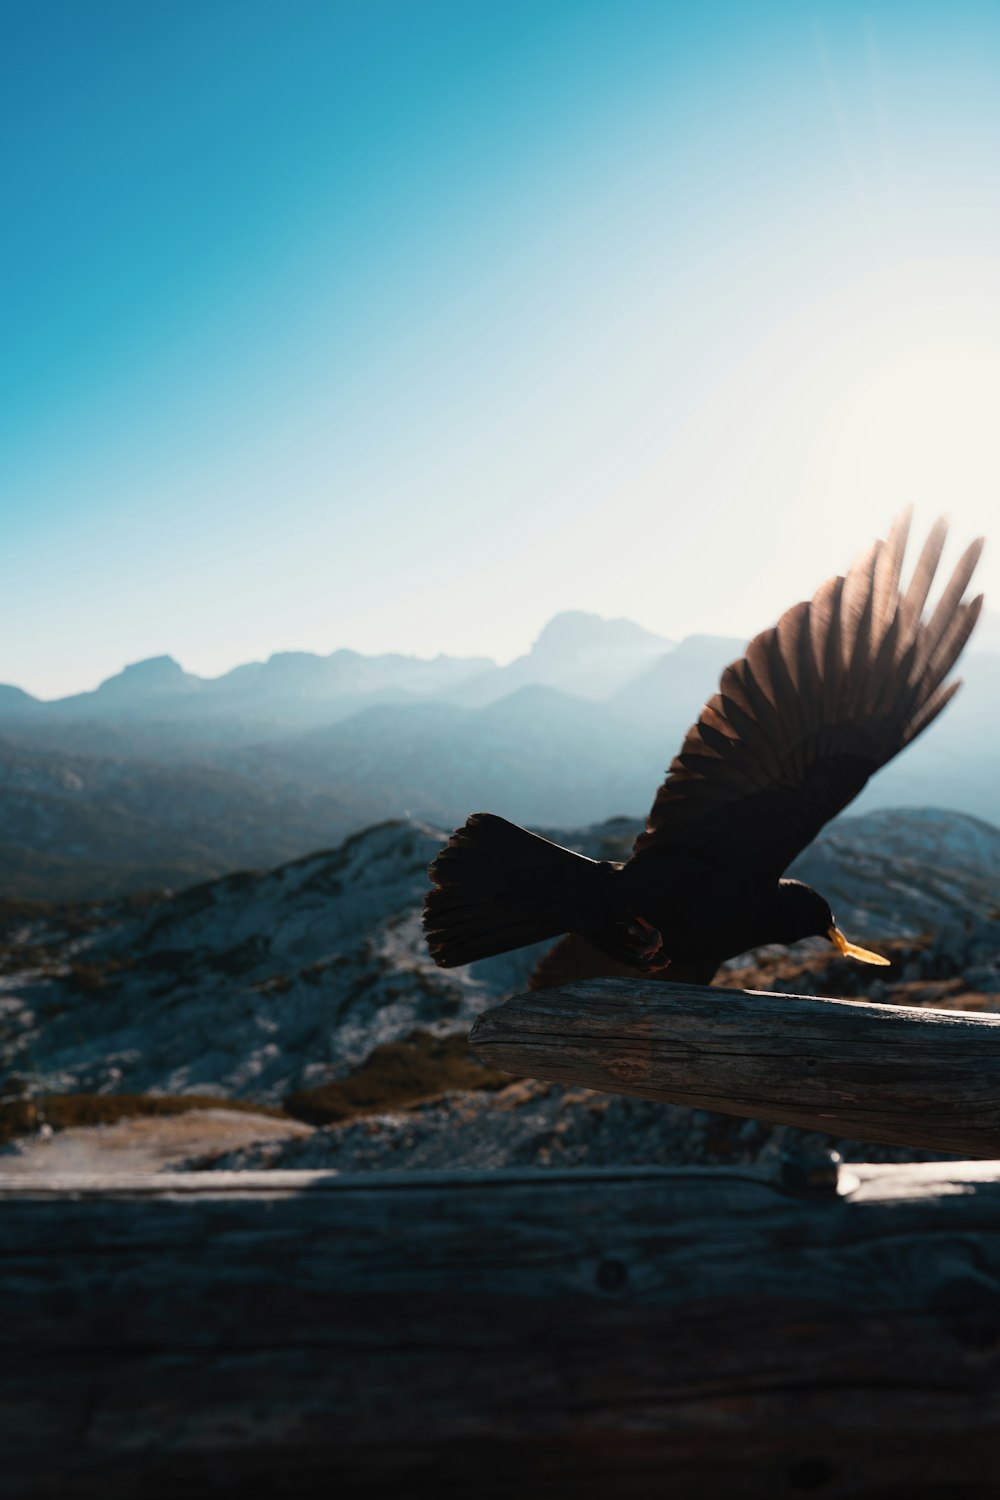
[631,518,984,878]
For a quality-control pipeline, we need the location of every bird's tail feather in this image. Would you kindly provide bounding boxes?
[424,813,601,967]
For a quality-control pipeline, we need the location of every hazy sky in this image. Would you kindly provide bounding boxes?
[3,1,999,698]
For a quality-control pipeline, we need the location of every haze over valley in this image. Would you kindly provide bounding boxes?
[2,608,999,901]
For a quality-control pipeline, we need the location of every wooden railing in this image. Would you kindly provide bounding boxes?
[5,984,1000,1495]
[471,978,1000,1155]
[3,1162,1000,1495]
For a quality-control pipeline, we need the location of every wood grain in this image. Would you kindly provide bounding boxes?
[3,1163,1000,1497]
[470,979,1000,1155]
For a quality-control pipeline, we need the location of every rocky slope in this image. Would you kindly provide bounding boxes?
[0,814,640,1109]
[186,909,1000,1175]
[789,806,1000,939]
[0,808,997,1148]
[0,821,477,1102]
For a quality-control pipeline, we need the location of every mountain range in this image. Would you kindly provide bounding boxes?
[2,609,998,900]
[3,610,672,722]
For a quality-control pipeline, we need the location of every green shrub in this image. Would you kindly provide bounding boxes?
[285,1029,514,1125]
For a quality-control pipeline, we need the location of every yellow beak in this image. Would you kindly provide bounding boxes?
[827,924,891,967]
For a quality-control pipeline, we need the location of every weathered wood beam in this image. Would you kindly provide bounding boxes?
[470,979,1000,1156]
[3,1164,1000,1498]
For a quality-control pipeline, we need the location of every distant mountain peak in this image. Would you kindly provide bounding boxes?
[0,683,40,712]
[532,611,669,655]
[95,656,202,698]
[670,632,747,659]
[250,647,494,700]
[450,611,673,707]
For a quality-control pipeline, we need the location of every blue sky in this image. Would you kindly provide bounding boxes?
[3,1,1000,696]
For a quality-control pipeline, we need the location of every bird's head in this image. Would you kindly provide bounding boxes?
[775,880,890,966]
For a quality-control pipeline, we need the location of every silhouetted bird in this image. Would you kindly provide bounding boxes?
[424,516,984,985]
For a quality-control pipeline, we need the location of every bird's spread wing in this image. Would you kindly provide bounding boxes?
[631,515,983,879]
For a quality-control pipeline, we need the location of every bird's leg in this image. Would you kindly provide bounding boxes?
[623,912,670,971]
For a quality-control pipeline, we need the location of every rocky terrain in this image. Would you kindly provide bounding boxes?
[0,806,997,1175]
[0,820,486,1103]
[184,911,1000,1175]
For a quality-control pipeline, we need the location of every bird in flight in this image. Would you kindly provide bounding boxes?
[424,516,984,987]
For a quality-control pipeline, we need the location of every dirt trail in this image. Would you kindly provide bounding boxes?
[0,1109,313,1175]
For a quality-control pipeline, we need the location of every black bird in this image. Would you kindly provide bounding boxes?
[424,516,984,986]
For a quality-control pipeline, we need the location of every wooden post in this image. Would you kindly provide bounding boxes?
[3,1164,1000,1497]
[470,979,1000,1156]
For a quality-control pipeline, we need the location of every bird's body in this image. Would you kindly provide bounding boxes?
[424,516,984,983]
[619,862,826,965]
